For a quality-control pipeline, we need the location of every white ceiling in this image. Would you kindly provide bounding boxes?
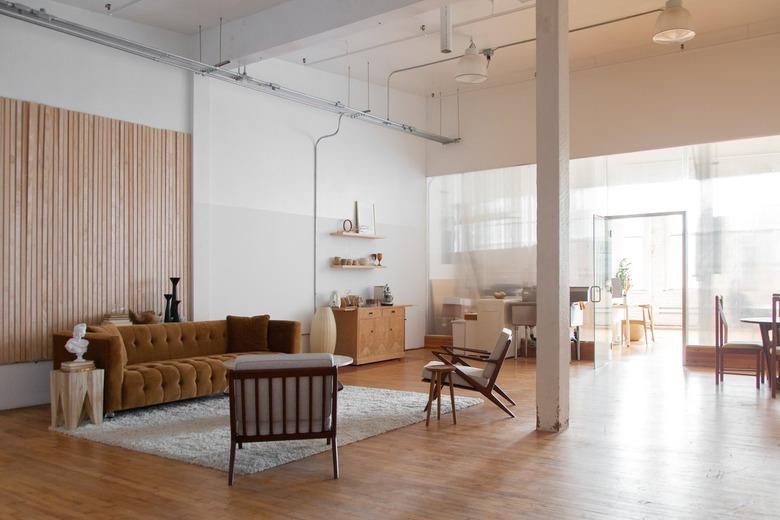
[278,0,780,96]
[52,0,288,34]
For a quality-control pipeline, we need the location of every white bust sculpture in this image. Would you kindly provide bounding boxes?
[65,323,89,362]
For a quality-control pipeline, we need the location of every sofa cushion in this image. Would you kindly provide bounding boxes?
[122,351,272,410]
[227,315,270,353]
[120,321,229,365]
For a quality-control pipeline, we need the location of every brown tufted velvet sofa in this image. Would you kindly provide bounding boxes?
[53,319,301,414]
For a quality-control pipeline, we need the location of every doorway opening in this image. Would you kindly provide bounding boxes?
[592,212,687,368]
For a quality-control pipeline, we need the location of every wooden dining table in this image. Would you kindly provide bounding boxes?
[740,317,777,396]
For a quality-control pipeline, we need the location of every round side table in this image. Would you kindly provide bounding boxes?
[424,363,457,426]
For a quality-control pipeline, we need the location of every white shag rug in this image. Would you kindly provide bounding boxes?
[55,385,482,475]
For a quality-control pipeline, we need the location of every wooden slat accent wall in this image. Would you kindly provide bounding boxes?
[0,97,192,364]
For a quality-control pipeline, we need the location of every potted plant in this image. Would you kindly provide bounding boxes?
[616,258,632,296]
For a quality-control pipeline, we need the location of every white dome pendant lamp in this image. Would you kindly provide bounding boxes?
[455,39,488,83]
[653,0,696,44]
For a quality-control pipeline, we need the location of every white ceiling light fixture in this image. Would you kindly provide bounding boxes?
[455,39,488,83]
[653,0,696,44]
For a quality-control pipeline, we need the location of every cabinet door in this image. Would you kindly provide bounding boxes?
[357,318,378,361]
[388,314,405,353]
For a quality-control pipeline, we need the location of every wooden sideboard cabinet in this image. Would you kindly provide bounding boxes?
[333,306,406,365]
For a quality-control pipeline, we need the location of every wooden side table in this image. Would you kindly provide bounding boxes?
[424,363,457,426]
[50,369,104,430]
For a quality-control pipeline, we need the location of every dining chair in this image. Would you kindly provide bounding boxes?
[771,294,780,398]
[227,353,339,484]
[423,328,515,417]
[715,295,763,388]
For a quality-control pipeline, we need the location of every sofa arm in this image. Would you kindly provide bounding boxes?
[53,331,127,413]
[267,320,301,354]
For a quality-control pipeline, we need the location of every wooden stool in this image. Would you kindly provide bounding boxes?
[50,368,104,430]
[424,363,457,426]
[639,304,656,343]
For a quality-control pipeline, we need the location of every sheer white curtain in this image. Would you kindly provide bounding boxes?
[428,134,780,343]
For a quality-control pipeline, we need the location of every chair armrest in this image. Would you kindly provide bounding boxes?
[441,345,491,356]
[433,351,498,364]
[268,320,302,354]
[53,331,127,413]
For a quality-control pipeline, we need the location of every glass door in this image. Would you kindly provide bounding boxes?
[592,215,612,369]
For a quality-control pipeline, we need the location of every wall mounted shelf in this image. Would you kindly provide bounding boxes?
[330,231,385,239]
[331,265,386,270]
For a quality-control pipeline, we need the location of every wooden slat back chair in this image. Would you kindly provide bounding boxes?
[771,294,780,398]
[228,353,338,484]
[715,295,763,388]
[424,328,515,418]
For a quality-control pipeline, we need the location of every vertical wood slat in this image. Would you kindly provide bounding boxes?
[0,96,192,364]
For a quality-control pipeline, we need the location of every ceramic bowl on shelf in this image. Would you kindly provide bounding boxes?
[358,257,369,266]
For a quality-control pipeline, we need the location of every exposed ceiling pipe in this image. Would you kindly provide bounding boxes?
[0,0,459,145]
[440,5,453,53]
[304,1,537,67]
[313,114,345,312]
[386,8,663,119]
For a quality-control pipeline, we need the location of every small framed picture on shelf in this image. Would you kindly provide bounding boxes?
[355,201,376,235]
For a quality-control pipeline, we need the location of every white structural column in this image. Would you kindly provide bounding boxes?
[535,0,570,432]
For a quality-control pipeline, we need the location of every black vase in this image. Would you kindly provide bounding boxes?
[170,300,181,323]
[170,277,181,322]
[163,294,173,322]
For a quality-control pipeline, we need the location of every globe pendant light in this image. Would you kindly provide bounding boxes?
[653,0,696,44]
[455,39,488,83]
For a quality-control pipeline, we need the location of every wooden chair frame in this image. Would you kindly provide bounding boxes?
[430,339,516,418]
[771,294,780,398]
[715,295,763,388]
[227,366,339,484]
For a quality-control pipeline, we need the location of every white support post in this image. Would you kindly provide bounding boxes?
[535,0,570,432]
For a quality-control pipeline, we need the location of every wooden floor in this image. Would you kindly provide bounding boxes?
[2,335,780,519]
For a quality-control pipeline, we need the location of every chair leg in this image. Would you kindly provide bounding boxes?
[448,373,457,425]
[238,441,243,450]
[425,376,436,426]
[326,437,331,445]
[436,372,442,421]
[493,384,516,406]
[228,440,237,486]
[648,306,656,341]
[331,434,339,480]
[756,351,761,389]
[485,392,515,418]
[715,349,720,385]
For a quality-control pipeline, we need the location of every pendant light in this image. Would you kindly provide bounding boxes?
[455,39,488,83]
[653,0,696,44]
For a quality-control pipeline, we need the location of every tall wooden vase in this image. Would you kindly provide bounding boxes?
[310,307,337,354]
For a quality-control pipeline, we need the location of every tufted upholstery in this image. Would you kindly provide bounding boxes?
[54,319,301,413]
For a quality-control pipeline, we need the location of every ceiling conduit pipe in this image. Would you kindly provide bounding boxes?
[386,8,662,119]
[313,114,345,312]
[0,0,459,145]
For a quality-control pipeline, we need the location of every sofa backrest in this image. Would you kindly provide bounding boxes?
[120,320,228,365]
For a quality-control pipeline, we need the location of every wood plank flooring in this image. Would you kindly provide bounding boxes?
[1,335,779,519]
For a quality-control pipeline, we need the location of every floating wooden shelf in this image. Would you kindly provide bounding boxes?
[330,231,385,239]
[331,265,386,270]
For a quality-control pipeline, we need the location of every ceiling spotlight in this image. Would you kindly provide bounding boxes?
[653,0,695,44]
[455,39,488,83]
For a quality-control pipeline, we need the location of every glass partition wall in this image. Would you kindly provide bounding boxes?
[428,134,780,349]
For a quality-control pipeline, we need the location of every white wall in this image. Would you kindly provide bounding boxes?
[193,59,429,350]
[0,0,192,133]
[0,1,192,410]
[426,34,780,176]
